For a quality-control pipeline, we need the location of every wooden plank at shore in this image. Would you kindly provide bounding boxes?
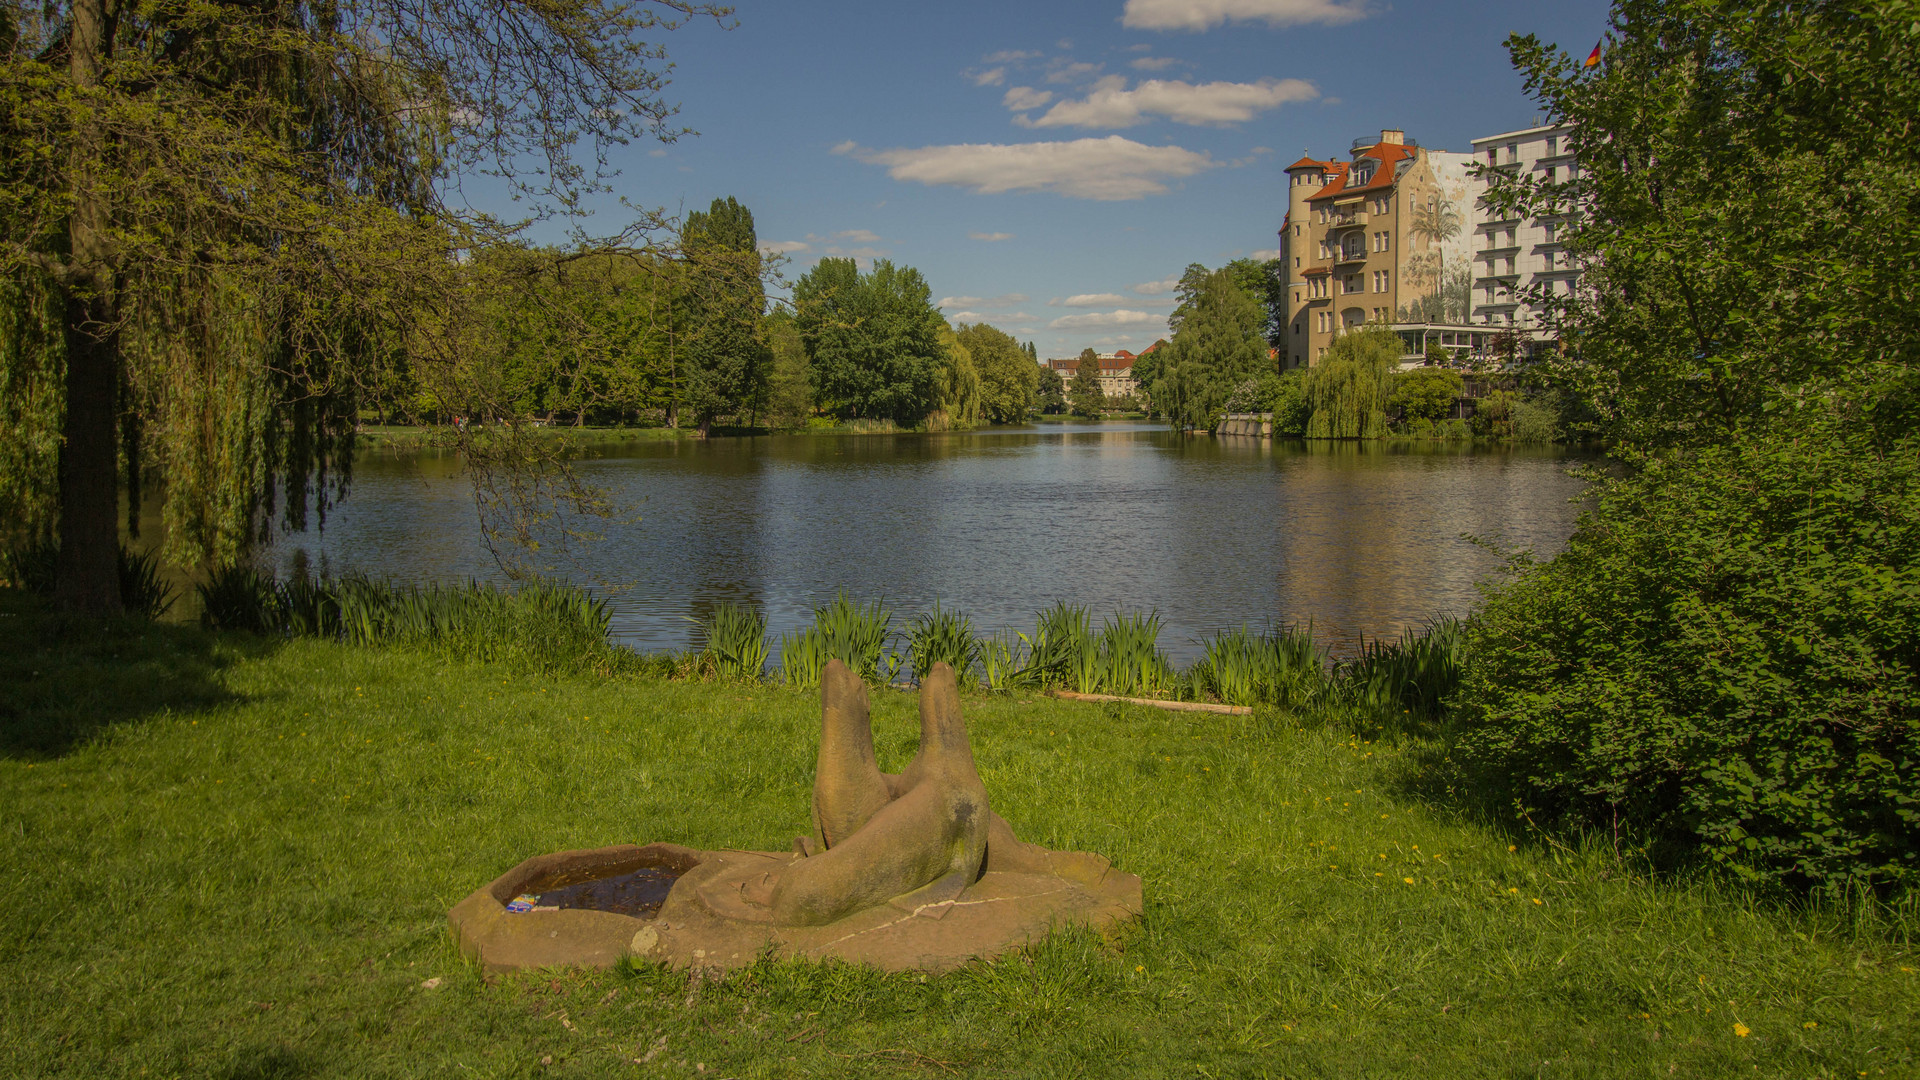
[1045,690,1252,716]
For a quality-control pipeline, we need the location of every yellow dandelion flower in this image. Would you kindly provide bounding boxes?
[1531,898,1543,905]
[1733,1022,1750,1037]
[1507,845,1517,852]
[1508,887,1519,894]
[1134,965,1143,973]
[1802,1021,1817,1030]
[1403,877,1415,884]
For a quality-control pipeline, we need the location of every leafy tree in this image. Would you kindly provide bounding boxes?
[1390,367,1464,422]
[677,197,773,435]
[1488,0,1920,446]
[793,258,945,425]
[0,0,726,612]
[1033,366,1066,414]
[1303,327,1397,438]
[762,309,813,430]
[1069,349,1105,417]
[1269,371,1309,436]
[1128,340,1168,413]
[953,323,1034,424]
[1153,267,1269,432]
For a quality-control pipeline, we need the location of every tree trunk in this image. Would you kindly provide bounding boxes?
[55,0,124,615]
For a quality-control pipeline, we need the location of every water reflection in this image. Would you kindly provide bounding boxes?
[273,423,1593,662]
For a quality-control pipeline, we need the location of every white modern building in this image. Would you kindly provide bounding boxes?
[1469,122,1580,338]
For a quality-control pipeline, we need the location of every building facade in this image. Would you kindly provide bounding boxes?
[1047,347,1152,399]
[1278,130,1476,369]
[1469,122,1579,336]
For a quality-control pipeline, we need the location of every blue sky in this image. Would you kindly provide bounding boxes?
[551,0,1610,357]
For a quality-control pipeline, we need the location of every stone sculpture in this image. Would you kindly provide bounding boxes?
[449,657,1141,972]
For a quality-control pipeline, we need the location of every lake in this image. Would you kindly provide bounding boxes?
[270,422,1595,663]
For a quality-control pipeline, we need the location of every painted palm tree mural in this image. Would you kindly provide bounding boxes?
[1400,194,1468,323]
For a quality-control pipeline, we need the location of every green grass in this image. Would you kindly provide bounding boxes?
[0,593,1914,1078]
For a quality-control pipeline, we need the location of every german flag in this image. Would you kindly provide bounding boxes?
[1584,41,1603,68]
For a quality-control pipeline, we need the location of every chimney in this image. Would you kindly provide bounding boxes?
[1379,129,1405,145]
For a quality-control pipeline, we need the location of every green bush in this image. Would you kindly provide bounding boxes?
[1450,431,1920,892]
[1509,393,1562,444]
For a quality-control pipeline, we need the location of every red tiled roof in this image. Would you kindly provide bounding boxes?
[1308,142,1417,202]
[1285,156,1337,172]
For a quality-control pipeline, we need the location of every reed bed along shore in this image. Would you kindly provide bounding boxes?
[0,587,1913,1078]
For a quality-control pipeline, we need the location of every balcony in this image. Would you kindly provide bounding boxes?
[1334,248,1368,265]
[1327,211,1369,229]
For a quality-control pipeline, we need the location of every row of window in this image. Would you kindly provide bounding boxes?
[1303,307,1394,335]
[1294,268,1392,306]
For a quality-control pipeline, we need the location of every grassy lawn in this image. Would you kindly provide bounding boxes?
[1,594,1913,1078]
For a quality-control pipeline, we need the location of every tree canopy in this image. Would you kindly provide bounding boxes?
[1152,266,1269,432]
[953,323,1036,425]
[792,259,946,425]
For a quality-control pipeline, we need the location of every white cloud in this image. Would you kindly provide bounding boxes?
[937,293,1027,309]
[825,245,887,259]
[1050,293,1130,306]
[1003,86,1054,111]
[1132,276,1180,295]
[1019,75,1317,129]
[841,136,1215,201]
[984,49,1041,63]
[1248,248,1281,260]
[833,228,882,243]
[1121,0,1372,31]
[1048,309,1164,329]
[830,139,860,156]
[648,148,669,158]
[1046,61,1102,84]
[1131,56,1180,71]
[946,311,987,323]
[973,67,1007,87]
[759,240,810,255]
[968,231,1016,242]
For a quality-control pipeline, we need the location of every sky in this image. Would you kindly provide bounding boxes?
[520,0,1611,359]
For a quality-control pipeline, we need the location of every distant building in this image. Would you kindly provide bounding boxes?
[1469,122,1579,341]
[1048,348,1147,399]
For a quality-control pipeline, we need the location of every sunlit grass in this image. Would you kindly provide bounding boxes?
[0,593,1913,1078]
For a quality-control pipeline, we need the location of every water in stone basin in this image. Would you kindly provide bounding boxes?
[524,865,683,919]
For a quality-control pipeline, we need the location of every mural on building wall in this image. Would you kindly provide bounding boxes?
[1399,151,1476,324]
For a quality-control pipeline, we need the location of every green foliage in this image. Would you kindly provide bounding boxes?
[5,540,174,619]
[1304,328,1397,439]
[907,601,981,688]
[1069,349,1105,417]
[195,568,617,675]
[978,628,1028,691]
[1018,602,1099,694]
[777,626,828,690]
[762,310,814,430]
[1495,0,1920,444]
[807,592,896,685]
[1338,618,1466,729]
[1509,392,1562,444]
[1391,367,1464,423]
[953,323,1037,424]
[696,603,769,682]
[1154,266,1269,432]
[1189,625,1326,710]
[1451,429,1920,892]
[678,197,773,431]
[1032,366,1066,414]
[793,259,946,425]
[1095,611,1173,698]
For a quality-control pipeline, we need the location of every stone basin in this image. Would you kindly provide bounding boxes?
[449,840,1143,973]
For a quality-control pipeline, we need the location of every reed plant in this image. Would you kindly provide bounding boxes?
[1335,616,1466,728]
[1190,623,1328,708]
[777,627,827,689]
[811,592,895,684]
[1018,602,1098,692]
[694,603,769,682]
[906,600,980,687]
[977,628,1026,692]
[4,540,175,619]
[1095,610,1173,697]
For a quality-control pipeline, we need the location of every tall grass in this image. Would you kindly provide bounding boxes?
[2,540,176,619]
[693,603,769,681]
[1019,602,1098,692]
[780,592,895,688]
[196,566,616,674]
[978,628,1026,692]
[1335,616,1466,728]
[907,601,979,687]
[1188,623,1327,708]
[1096,611,1173,697]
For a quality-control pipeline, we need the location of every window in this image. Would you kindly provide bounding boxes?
[1486,148,1497,165]
[1543,221,1556,243]
[1545,166,1557,182]
[1294,224,1302,237]
[1542,250,1556,270]
[1506,143,1518,163]
[1294,256,1301,268]
[1547,135,1558,155]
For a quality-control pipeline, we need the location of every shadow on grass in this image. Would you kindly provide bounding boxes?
[0,588,275,760]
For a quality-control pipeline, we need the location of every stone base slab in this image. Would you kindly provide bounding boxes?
[449,841,1143,973]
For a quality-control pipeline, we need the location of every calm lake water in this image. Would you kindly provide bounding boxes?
[270,422,1595,663]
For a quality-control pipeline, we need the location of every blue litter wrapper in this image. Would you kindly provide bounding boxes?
[505,894,539,913]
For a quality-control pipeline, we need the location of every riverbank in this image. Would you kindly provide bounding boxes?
[2,594,1912,1077]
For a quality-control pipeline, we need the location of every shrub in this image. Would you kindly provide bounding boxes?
[1510,393,1562,444]
[696,602,769,681]
[1450,431,1920,892]
[907,601,979,686]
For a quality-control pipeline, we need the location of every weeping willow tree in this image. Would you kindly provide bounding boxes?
[936,326,984,428]
[1304,326,1399,439]
[0,0,728,612]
